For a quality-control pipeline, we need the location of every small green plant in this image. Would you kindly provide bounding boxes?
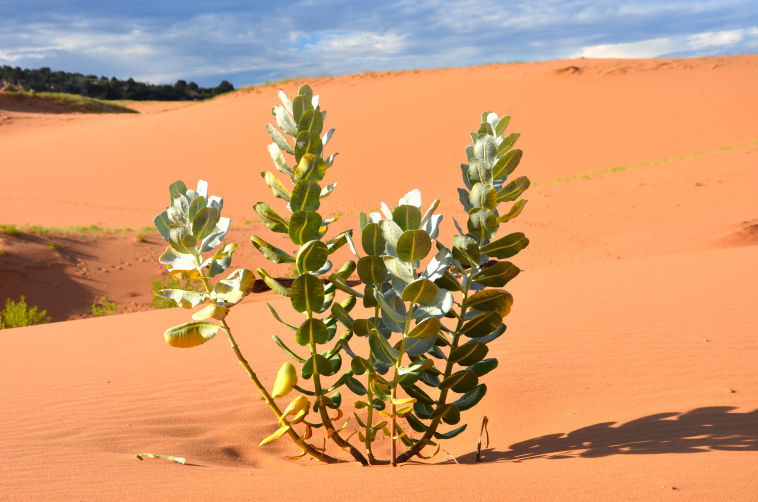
[91,296,117,316]
[0,224,19,237]
[152,85,529,466]
[0,248,6,255]
[136,234,146,243]
[0,296,52,328]
[46,241,56,250]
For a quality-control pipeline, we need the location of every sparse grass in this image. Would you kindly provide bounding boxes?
[136,234,146,243]
[151,275,205,309]
[4,89,138,114]
[0,296,51,329]
[695,182,704,187]
[91,296,117,316]
[0,224,20,237]
[540,139,758,187]
[46,241,56,250]
[0,249,6,255]
[0,223,155,237]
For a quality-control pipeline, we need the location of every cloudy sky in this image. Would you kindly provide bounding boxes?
[1,1,757,87]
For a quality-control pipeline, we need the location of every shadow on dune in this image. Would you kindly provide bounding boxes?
[0,233,95,321]
[457,406,758,464]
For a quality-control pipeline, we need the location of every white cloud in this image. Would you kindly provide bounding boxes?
[572,36,675,58]
[687,28,743,50]
[298,31,406,55]
[573,26,758,58]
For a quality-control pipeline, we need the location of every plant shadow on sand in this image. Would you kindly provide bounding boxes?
[453,406,758,464]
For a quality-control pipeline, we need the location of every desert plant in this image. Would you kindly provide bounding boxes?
[152,85,529,466]
[150,274,205,309]
[0,295,52,328]
[91,296,117,316]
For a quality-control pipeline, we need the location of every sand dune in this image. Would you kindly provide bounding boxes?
[1,55,757,500]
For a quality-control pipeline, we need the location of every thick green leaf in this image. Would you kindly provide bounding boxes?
[351,356,372,375]
[469,183,497,210]
[467,207,498,242]
[497,132,520,156]
[297,109,324,136]
[396,230,432,263]
[470,358,498,377]
[155,289,207,309]
[296,318,328,346]
[465,289,513,317]
[154,211,170,241]
[327,231,351,256]
[435,271,463,292]
[187,195,206,223]
[168,225,197,255]
[168,180,187,204]
[352,318,374,336]
[380,219,403,248]
[369,331,399,367]
[452,234,480,266]
[361,222,386,256]
[402,279,439,306]
[296,239,328,273]
[273,104,297,136]
[496,176,530,203]
[460,312,503,338]
[251,235,295,264]
[164,321,218,348]
[261,171,291,202]
[330,302,354,329]
[357,256,388,285]
[434,424,467,440]
[293,153,327,183]
[449,341,489,366]
[480,232,529,259]
[290,273,324,313]
[302,354,331,379]
[295,131,323,163]
[344,376,367,395]
[492,149,523,181]
[408,317,440,339]
[266,123,295,154]
[404,335,437,357]
[383,256,415,284]
[453,384,487,411]
[440,369,478,393]
[432,403,461,425]
[467,159,494,186]
[472,261,520,287]
[256,268,290,296]
[497,199,528,224]
[267,143,293,176]
[328,273,363,297]
[212,268,255,306]
[392,205,422,231]
[254,202,289,234]
[406,413,430,433]
[291,94,312,124]
[473,135,497,166]
[414,401,434,419]
[495,115,511,136]
[297,84,313,98]
[288,210,322,245]
[290,180,321,212]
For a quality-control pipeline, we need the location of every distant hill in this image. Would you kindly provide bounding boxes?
[0,66,234,101]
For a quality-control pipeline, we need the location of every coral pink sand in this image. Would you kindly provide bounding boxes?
[1,56,757,500]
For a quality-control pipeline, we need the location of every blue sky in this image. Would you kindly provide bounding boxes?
[1,1,757,87]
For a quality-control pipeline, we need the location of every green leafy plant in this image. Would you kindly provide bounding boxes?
[152,85,529,466]
[150,275,205,309]
[0,295,52,328]
[91,296,117,316]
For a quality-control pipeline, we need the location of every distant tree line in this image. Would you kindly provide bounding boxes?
[0,66,234,101]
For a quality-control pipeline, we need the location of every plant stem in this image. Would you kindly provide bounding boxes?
[364,302,381,464]
[306,309,369,465]
[390,305,415,467]
[397,270,475,463]
[193,261,341,463]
